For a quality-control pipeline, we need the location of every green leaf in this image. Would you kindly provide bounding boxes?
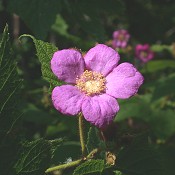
[0,134,20,175]
[116,95,175,139]
[150,109,175,139]
[151,44,171,52]
[14,138,63,175]
[141,60,175,73]
[0,25,8,65]
[73,159,105,175]
[116,95,152,122]
[69,0,106,41]
[114,170,125,175]
[0,24,22,138]
[52,141,80,164]
[86,126,101,153]
[158,145,175,175]
[116,136,165,175]
[20,34,63,92]
[7,0,62,39]
[22,103,54,124]
[0,0,4,11]
[52,14,70,37]
[0,25,22,175]
[65,0,124,42]
[151,73,175,100]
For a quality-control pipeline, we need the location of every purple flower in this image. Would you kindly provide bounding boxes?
[112,29,130,49]
[51,44,144,128]
[135,44,154,63]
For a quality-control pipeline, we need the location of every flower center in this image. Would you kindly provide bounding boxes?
[140,51,148,58]
[76,70,106,96]
[118,34,125,41]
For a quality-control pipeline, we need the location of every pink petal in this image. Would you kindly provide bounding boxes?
[120,41,127,48]
[142,44,150,50]
[51,49,85,84]
[82,94,119,128]
[106,63,144,99]
[113,31,120,39]
[147,50,154,60]
[84,44,120,76]
[135,44,144,51]
[52,85,84,115]
[112,40,117,49]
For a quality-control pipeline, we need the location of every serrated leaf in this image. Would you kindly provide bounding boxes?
[7,0,62,39]
[86,126,101,153]
[0,24,22,175]
[0,24,22,138]
[20,34,63,92]
[14,138,63,175]
[0,24,9,65]
[52,141,80,163]
[73,159,105,175]
[0,137,19,175]
[116,136,165,175]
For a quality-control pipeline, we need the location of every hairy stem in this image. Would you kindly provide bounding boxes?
[45,149,99,173]
[45,114,100,174]
[78,112,86,156]
[86,148,99,159]
[45,159,82,173]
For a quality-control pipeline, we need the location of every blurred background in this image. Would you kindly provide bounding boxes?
[0,0,175,174]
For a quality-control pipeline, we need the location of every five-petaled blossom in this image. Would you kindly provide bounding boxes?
[51,44,144,128]
[112,29,130,49]
[135,44,154,63]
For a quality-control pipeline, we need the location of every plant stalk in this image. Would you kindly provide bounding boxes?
[45,114,99,174]
[45,148,99,173]
[45,159,82,173]
[78,112,86,156]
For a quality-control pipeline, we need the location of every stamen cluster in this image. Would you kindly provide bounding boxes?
[76,70,106,96]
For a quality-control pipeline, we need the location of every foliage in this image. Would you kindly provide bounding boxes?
[1,0,175,175]
[73,159,105,175]
[0,25,22,175]
[20,34,63,92]
[86,126,102,153]
[116,136,165,175]
[0,25,22,138]
[7,0,124,42]
[7,0,62,39]
[14,139,63,175]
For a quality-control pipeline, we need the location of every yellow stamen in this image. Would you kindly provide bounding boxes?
[140,51,148,58]
[118,34,125,41]
[76,70,106,96]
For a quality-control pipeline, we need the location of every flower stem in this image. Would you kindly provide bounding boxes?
[86,148,99,159]
[45,148,99,173]
[45,159,82,173]
[78,112,86,157]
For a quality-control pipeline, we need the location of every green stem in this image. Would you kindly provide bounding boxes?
[45,159,82,173]
[86,148,99,159]
[45,148,99,173]
[78,113,86,156]
[45,114,98,174]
